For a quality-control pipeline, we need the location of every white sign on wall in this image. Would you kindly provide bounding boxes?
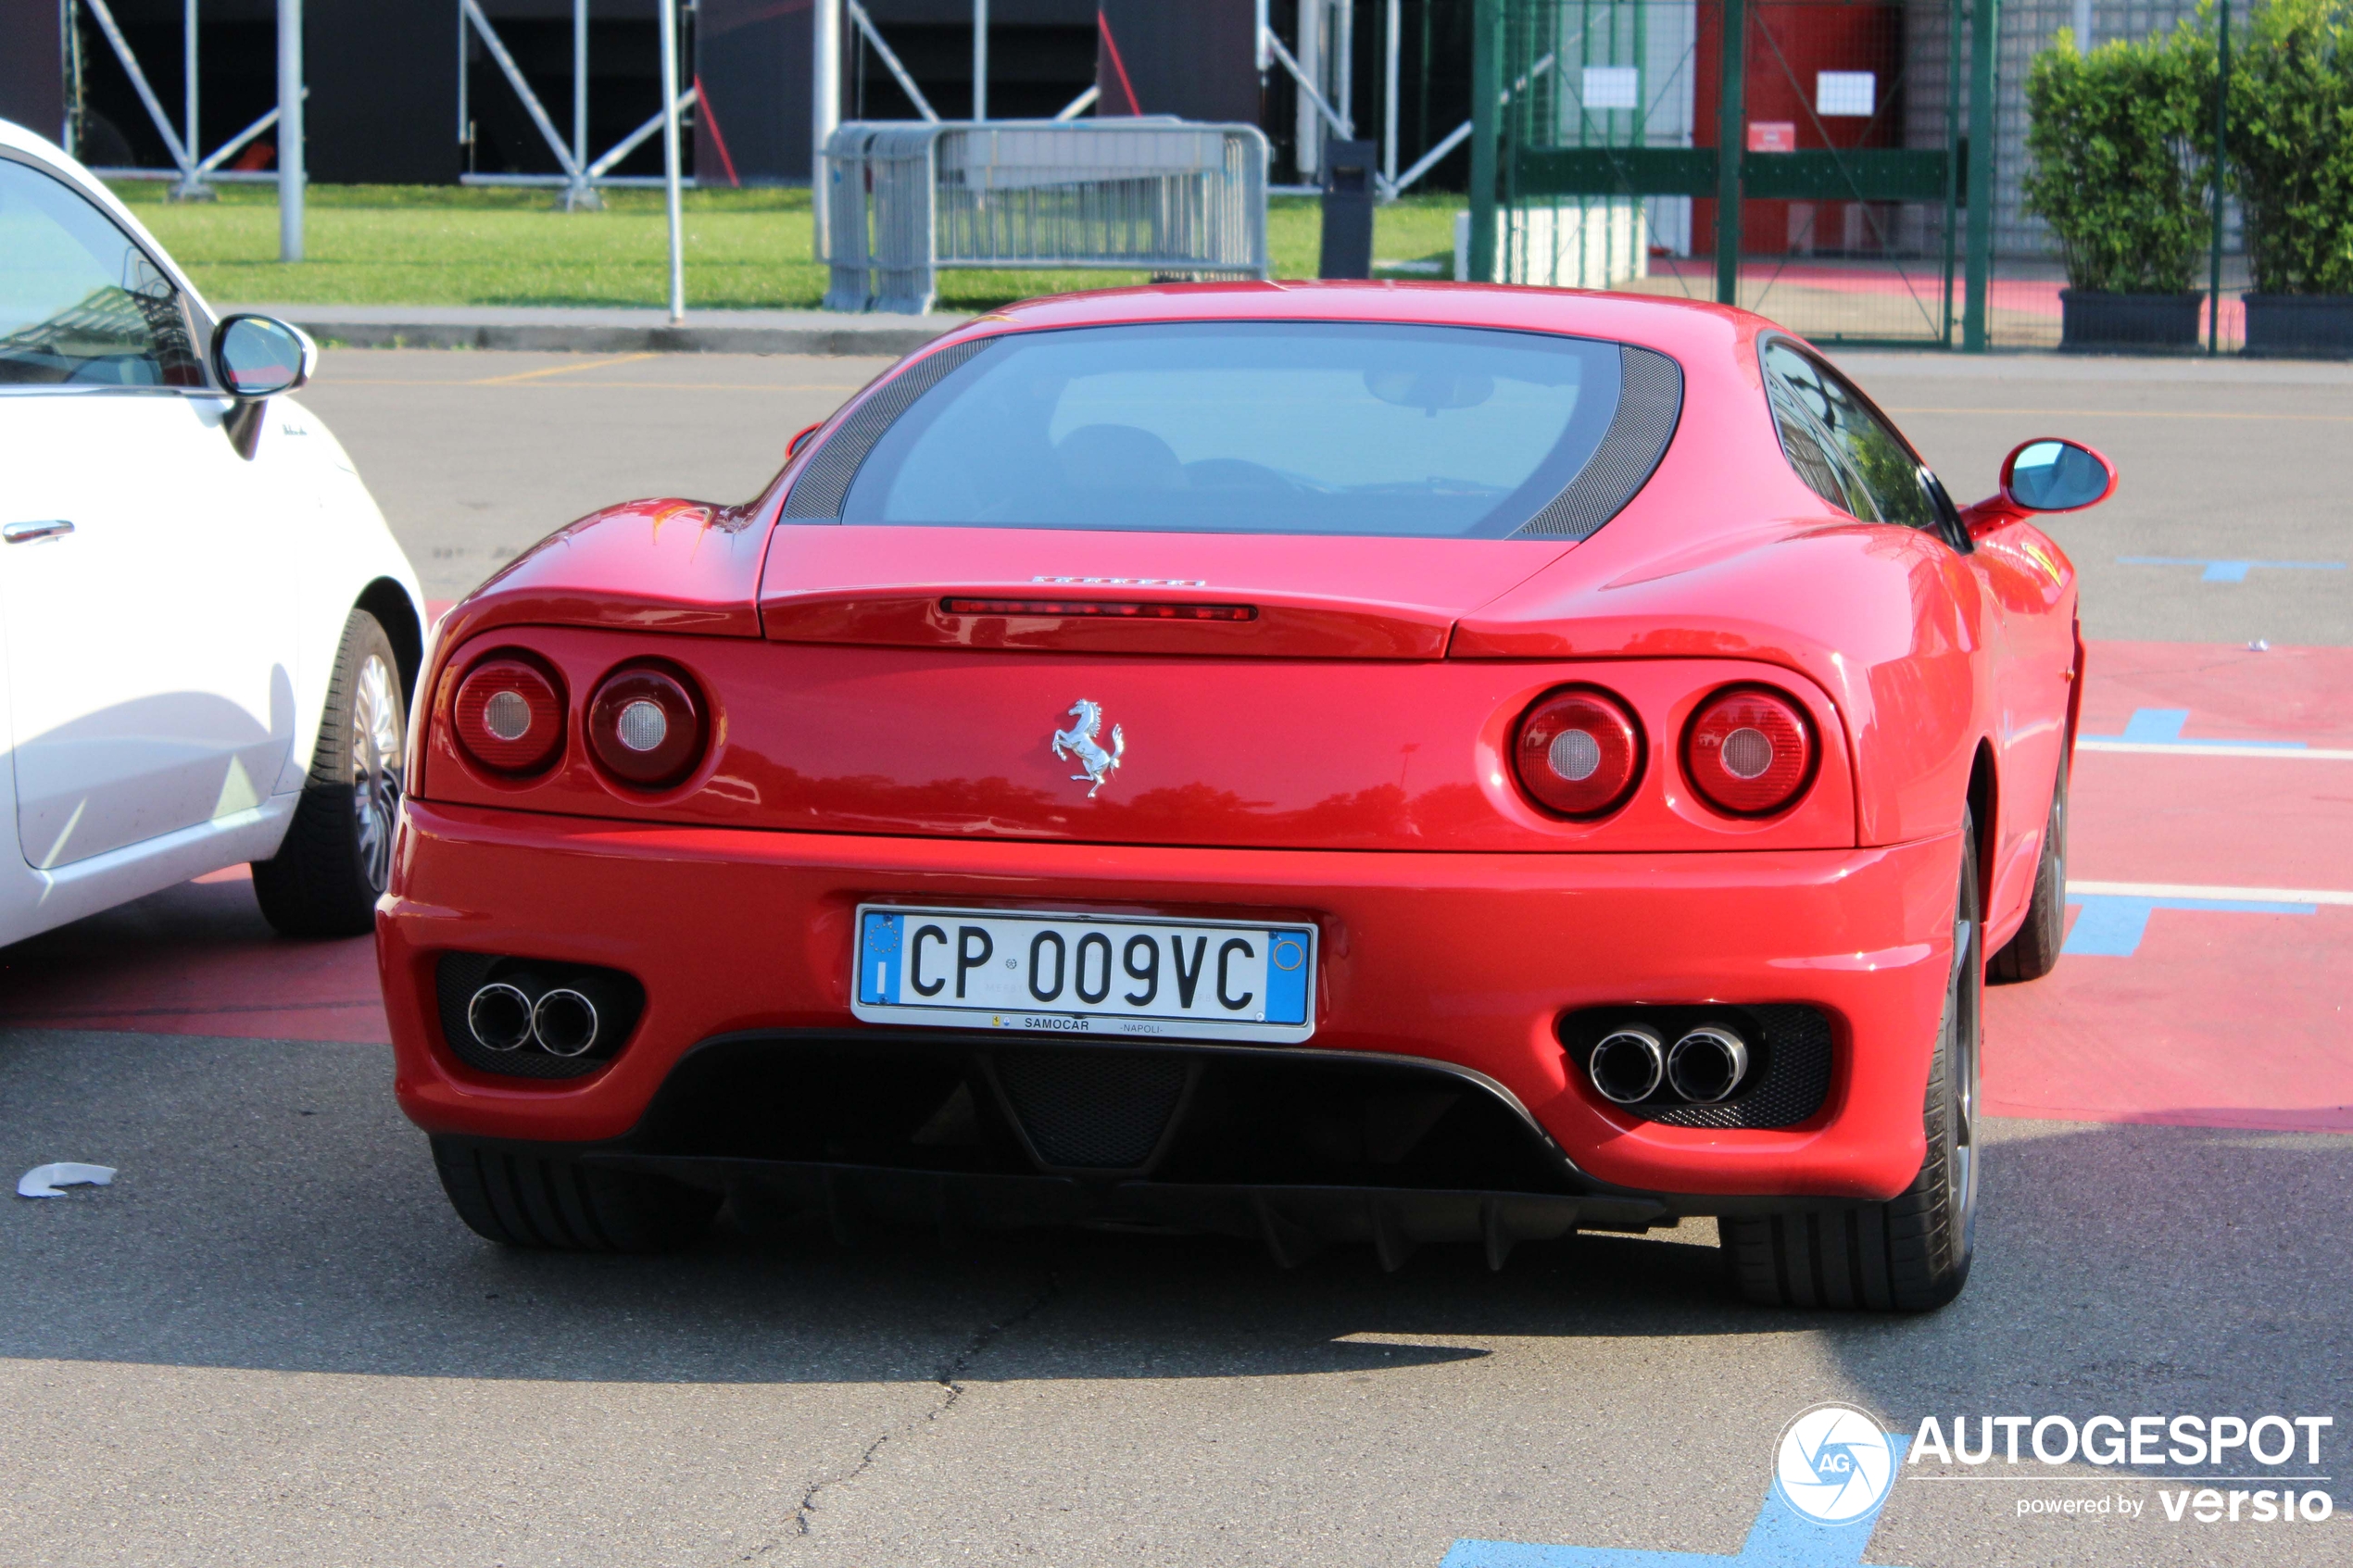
[1817,71,1877,117]
[1581,66,1641,111]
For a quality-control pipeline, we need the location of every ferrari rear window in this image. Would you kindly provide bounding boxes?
[827,321,1644,539]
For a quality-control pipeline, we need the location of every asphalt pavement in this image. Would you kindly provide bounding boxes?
[1,345,2347,1568]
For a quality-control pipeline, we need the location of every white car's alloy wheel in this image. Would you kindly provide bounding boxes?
[350,652,405,895]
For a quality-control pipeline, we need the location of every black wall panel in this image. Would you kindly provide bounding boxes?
[1094,0,1257,123]
[698,0,809,184]
[0,0,67,144]
[310,0,459,182]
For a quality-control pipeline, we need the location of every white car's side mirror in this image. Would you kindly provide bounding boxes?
[211,314,318,458]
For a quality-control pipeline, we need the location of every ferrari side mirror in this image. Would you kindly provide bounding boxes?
[786,421,824,459]
[1963,437,2117,534]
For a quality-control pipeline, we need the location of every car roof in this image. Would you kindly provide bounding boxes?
[973,279,1781,365]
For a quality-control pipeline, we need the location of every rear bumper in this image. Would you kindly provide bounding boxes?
[379,802,1961,1203]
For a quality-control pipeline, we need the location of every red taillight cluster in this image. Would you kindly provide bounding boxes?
[452,656,565,774]
[448,653,711,790]
[1513,687,1643,817]
[1683,686,1815,815]
[586,664,708,788]
[1510,683,1818,821]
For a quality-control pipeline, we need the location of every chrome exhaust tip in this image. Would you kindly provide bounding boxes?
[1667,1025,1750,1104]
[466,982,538,1052]
[531,987,600,1058]
[1589,1025,1667,1105]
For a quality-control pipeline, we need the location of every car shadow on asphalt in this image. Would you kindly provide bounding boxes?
[0,1027,2346,1399]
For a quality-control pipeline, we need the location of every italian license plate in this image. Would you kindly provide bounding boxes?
[851,904,1317,1044]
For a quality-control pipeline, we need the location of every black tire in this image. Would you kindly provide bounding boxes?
[253,608,407,937]
[1722,808,1982,1311]
[1989,755,2069,984]
[431,1137,721,1253]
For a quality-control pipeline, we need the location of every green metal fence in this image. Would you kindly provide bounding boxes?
[1470,0,1998,348]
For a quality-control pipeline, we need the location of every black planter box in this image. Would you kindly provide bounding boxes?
[2243,294,2353,358]
[2058,290,2204,352]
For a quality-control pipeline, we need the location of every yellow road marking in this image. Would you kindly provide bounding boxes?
[1886,406,2353,422]
[465,352,661,385]
[319,377,860,392]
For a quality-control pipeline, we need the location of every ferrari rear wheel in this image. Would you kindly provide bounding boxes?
[431,1138,720,1253]
[253,608,406,938]
[1721,809,1981,1311]
[1989,756,2068,984]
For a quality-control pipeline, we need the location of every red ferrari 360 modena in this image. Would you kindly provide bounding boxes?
[380,283,2113,1311]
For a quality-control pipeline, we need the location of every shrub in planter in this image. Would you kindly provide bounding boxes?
[2231,0,2353,354]
[2023,26,2211,349]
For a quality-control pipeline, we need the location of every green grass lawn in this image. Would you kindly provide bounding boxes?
[110,182,1466,312]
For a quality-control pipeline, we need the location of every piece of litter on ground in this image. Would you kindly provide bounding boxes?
[2249,638,2271,651]
[17,1163,116,1199]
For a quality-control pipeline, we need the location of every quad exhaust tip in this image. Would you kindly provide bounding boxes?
[465,981,538,1053]
[531,988,601,1058]
[1589,1025,1666,1104]
[465,976,601,1058]
[1587,1022,1752,1105]
[1667,1025,1750,1104]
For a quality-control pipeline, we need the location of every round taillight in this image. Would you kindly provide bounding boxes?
[587,665,707,788]
[1684,686,1816,815]
[451,657,565,774]
[1512,687,1642,817]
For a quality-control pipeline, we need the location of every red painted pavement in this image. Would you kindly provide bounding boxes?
[0,638,2344,1134]
[1983,640,2353,1131]
[0,865,387,1044]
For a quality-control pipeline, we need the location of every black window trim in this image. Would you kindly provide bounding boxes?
[0,144,220,399]
[1756,332,1971,554]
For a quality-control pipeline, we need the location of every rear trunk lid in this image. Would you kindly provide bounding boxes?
[760,526,1573,659]
[739,525,1585,849]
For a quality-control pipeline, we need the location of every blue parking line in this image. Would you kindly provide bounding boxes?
[2081,709,2307,749]
[2117,556,2346,583]
[2063,895,2319,957]
[1442,1439,1910,1567]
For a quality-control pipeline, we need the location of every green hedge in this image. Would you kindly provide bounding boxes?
[2232,0,2353,294]
[2023,25,2212,295]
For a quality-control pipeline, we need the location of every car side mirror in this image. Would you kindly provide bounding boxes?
[786,421,824,460]
[211,314,318,458]
[1962,438,2117,535]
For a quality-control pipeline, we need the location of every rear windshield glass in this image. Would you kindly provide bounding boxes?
[837,321,1627,538]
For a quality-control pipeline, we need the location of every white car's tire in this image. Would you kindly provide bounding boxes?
[252,608,406,937]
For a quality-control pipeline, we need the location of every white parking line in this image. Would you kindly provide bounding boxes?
[2078,740,2353,759]
[2069,880,2353,907]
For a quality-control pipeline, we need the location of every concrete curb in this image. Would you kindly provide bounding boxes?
[224,304,971,358]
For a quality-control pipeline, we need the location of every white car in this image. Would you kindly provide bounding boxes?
[0,119,424,943]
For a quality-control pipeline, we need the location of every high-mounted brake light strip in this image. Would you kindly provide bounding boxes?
[941,598,1256,621]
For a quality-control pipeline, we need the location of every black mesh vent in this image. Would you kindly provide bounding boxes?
[781,337,994,519]
[434,952,644,1081]
[1560,1005,1832,1130]
[993,1049,1193,1170]
[1514,345,1683,539]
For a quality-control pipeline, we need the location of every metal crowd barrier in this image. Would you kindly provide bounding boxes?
[821,120,1272,314]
